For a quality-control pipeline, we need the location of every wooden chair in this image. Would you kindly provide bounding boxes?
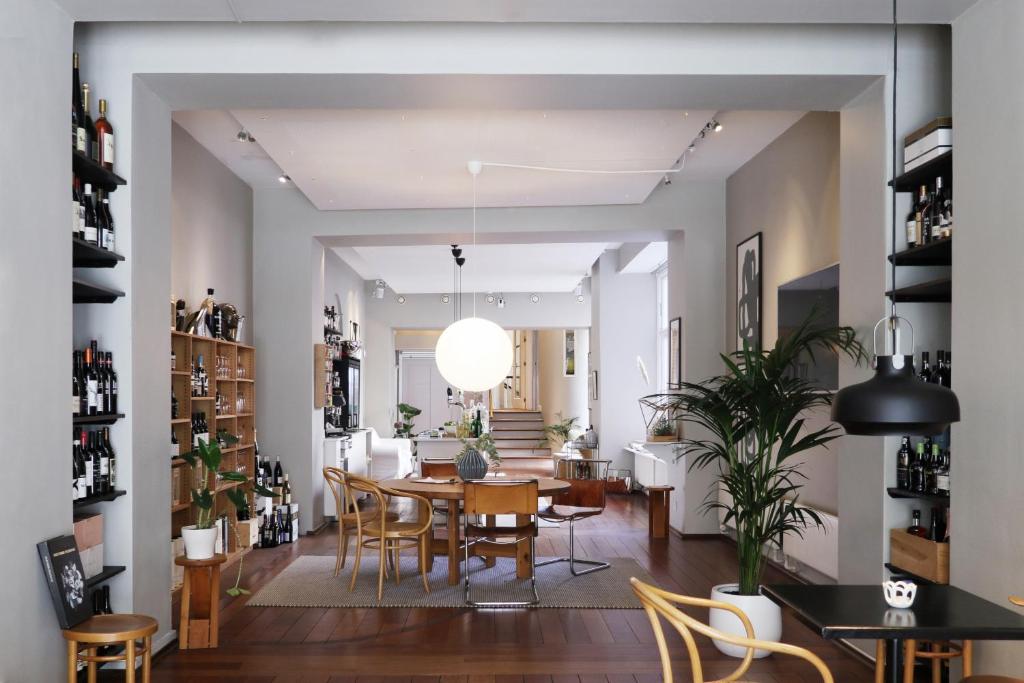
[63,614,158,683]
[877,639,972,683]
[344,474,434,601]
[955,600,1024,683]
[322,466,399,577]
[463,479,540,607]
[537,458,610,576]
[630,577,835,683]
[420,459,459,521]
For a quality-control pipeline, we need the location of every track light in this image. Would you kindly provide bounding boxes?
[278,174,290,184]
[236,130,255,143]
[441,294,451,304]
[574,281,584,297]
[373,280,386,299]
[486,294,495,304]
[713,120,723,132]
[688,143,696,152]
[530,294,540,304]
[497,296,505,309]
[577,294,585,303]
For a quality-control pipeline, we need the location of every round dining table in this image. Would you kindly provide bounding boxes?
[379,477,570,586]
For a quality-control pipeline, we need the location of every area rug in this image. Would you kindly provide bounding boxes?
[247,554,649,609]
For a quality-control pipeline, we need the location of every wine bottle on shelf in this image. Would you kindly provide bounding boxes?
[905,196,918,249]
[72,177,81,237]
[82,184,98,246]
[943,350,951,387]
[95,99,114,170]
[97,193,114,252]
[102,427,116,490]
[933,350,945,385]
[910,441,926,493]
[932,177,947,241]
[938,450,951,497]
[171,428,179,459]
[918,351,932,383]
[81,429,94,497]
[91,342,106,414]
[907,509,928,538]
[72,431,82,501]
[84,347,98,416]
[896,436,911,490]
[197,354,208,397]
[273,457,284,488]
[81,83,97,162]
[72,53,85,153]
[72,351,81,417]
[926,443,940,495]
[282,474,291,505]
[97,431,110,494]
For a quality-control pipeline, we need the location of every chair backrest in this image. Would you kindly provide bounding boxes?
[630,578,833,683]
[420,459,458,479]
[463,480,538,516]
[553,459,610,509]
[323,466,356,517]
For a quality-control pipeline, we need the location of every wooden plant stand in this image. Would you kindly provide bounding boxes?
[646,486,674,539]
[175,554,226,649]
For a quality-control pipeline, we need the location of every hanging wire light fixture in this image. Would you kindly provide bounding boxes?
[831,0,959,436]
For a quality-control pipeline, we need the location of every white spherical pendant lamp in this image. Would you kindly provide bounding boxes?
[435,317,513,392]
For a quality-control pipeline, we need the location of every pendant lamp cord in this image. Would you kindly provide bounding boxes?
[889,0,900,351]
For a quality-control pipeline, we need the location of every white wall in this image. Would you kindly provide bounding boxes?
[950,0,1024,674]
[323,248,365,344]
[171,122,254,343]
[0,1,73,678]
[537,328,590,436]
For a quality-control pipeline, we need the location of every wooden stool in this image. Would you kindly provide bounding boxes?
[876,638,973,683]
[175,554,226,649]
[62,613,157,683]
[646,486,674,538]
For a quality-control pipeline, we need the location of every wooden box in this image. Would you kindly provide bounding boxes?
[73,512,103,550]
[237,519,259,548]
[890,529,949,584]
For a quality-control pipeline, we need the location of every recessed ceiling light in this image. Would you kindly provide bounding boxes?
[576,294,585,303]
[530,294,540,304]
[441,294,451,304]
[396,295,406,304]
[486,294,495,304]
[278,174,290,184]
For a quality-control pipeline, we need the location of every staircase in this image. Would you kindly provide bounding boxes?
[490,409,551,459]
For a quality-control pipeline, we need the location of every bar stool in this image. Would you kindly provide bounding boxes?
[63,613,158,683]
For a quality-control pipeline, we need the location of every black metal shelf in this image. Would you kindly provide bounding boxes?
[73,238,124,268]
[885,562,938,585]
[888,238,952,267]
[73,413,124,426]
[85,565,126,588]
[890,150,952,193]
[73,489,127,508]
[886,277,951,303]
[886,487,950,507]
[72,149,126,193]
[73,278,124,304]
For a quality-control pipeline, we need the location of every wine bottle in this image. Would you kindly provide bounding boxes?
[84,347,99,415]
[918,351,932,383]
[910,441,926,493]
[171,389,179,420]
[72,53,85,153]
[926,443,941,494]
[82,429,94,497]
[72,431,82,501]
[944,350,952,387]
[938,450,951,497]
[72,351,81,416]
[103,428,116,491]
[95,98,114,170]
[75,432,87,500]
[99,194,115,252]
[273,456,284,487]
[106,352,117,414]
[96,431,110,494]
[896,436,911,490]
[92,342,106,414]
[933,177,948,240]
[907,509,927,538]
[934,350,945,386]
[82,83,98,162]
[171,428,179,459]
[82,184,98,246]
[905,196,917,248]
[282,473,291,505]
[71,177,81,237]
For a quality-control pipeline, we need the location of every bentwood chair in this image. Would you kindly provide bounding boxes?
[322,467,399,577]
[344,473,434,601]
[954,598,1024,683]
[463,479,540,607]
[537,458,611,576]
[420,459,459,522]
[630,577,835,683]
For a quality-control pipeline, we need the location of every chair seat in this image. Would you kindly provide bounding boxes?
[62,614,158,644]
[362,518,429,537]
[466,521,537,538]
[960,677,1024,683]
[539,504,603,521]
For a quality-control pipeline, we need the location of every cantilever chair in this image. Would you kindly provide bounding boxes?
[538,458,611,576]
[322,466,399,577]
[463,479,540,607]
[630,577,835,683]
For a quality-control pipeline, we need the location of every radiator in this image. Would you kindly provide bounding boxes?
[627,442,671,488]
[718,489,838,580]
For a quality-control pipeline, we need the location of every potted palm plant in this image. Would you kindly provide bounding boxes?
[544,412,580,452]
[655,312,863,657]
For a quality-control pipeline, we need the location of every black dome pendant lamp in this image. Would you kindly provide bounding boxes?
[831,0,960,436]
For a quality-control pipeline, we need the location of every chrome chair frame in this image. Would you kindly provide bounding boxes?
[537,459,611,576]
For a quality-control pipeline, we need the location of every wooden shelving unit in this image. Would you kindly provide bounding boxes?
[888,237,952,267]
[885,277,952,303]
[170,331,257,568]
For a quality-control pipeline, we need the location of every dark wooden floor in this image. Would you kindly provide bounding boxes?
[141,494,873,682]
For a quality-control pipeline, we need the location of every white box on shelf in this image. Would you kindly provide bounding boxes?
[904,145,952,173]
[904,127,952,167]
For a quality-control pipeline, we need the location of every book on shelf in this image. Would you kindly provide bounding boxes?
[37,535,93,629]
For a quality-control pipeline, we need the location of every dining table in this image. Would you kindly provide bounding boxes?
[763,583,1024,683]
[379,476,571,586]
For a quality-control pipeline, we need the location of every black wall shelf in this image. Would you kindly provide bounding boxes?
[73,413,125,426]
[73,238,124,268]
[72,150,126,193]
[886,277,951,303]
[73,278,124,304]
[888,238,952,267]
[889,150,953,193]
[73,489,127,508]
[85,565,126,588]
[886,487,950,507]
[884,562,938,585]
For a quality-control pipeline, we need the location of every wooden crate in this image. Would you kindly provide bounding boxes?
[890,529,949,584]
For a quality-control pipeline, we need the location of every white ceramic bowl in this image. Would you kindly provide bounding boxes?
[883,580,917,608]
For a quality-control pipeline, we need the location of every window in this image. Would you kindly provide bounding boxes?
[655,263,669,393]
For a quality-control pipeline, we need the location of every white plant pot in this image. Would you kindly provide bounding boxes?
[708,583,782,659]
[181,525,218,560]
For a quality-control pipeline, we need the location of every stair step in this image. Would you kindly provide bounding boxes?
[497,448,552,457]
[493,439,547,449]
[489,430,546,439]
[491,411,543,421]
[490,421,546,431]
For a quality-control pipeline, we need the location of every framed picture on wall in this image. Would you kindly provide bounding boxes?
[736,232,763,351]
[563,329,576,376]
[668,317,682,389]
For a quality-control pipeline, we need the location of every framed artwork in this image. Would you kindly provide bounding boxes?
[563,329,576,376]
[668,317,682,389]
[736,232,763,351]
[589,370,599,401]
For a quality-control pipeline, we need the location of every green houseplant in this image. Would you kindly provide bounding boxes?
[393,402,421,438]
[544,412,580,451]
[654,311,863,655]
[180,434,275,596]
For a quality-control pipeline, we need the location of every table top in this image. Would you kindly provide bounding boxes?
[763,584,1024,641]
[380,477,569,501]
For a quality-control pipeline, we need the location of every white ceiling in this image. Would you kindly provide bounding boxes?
[335,243,608,294]
[55,0,979,23]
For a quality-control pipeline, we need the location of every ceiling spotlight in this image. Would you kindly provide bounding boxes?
[236,130,255,143]
[713,120,723,132]
[574,282,584,297]
[441,294,451,304]
[688,143,696,153]
[373,279,386,299]
[576,294,585,303]
[497,296,505,309]
[663,174,672,186]
[486,294,496,304]
[278,174,290,184]
[530,294,540,304]
[396,295,406,305]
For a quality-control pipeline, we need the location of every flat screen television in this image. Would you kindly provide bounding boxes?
[777,263,839,391]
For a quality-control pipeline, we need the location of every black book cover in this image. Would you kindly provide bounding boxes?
[37,535,91,629]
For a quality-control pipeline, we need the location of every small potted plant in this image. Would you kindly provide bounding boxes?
[180,435,275,580]
[456,433,500,480]
[648,416,677,442]
[442,420,457,437]
[544,412,580,452]
[393,402,421,438]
